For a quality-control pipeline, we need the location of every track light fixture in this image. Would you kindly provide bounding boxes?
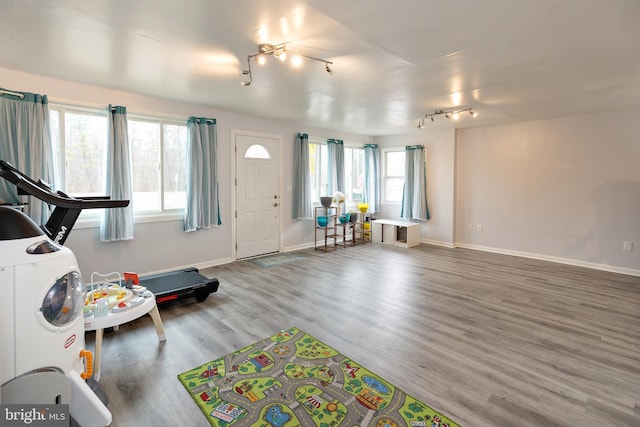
[241,43,334,86]
[325,63,333,75]
[417,107,476,128]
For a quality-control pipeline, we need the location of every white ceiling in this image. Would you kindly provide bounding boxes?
[1,0,639,136]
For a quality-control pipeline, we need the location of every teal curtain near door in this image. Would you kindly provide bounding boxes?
[100,105,134,241]
[292,133,312,219]
[401,145,430,221]
[0,88,54,224]
[184,116,220,232]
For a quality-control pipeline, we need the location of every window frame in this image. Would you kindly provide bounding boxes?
[50,104,108,195]
[308,137,328,208]
[381,146,406,204]
[343,143,365,208]
[49,103,188,227]
[127,113,188,217]
[307,137,365,211]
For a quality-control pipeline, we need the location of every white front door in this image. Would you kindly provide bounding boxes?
[235,132,281,259]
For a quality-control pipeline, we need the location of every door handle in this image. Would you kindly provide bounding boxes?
[273,202,279,207]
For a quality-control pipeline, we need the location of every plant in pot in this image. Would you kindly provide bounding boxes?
[317,215,328,227]
[348,210,358,223]
[320,196,333,208]
[357,202,369,213]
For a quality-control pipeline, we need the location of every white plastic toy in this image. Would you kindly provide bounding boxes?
[0,160,128,426]
[0,207,112,426]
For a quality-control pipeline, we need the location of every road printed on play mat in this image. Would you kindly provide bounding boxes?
[178,327,460,427]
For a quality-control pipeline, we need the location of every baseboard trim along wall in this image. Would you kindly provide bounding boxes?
[142,257,234,278]
[286,238,639,278]
[454,242,640,278]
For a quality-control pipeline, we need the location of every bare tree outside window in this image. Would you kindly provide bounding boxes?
[64,111,107,196]
[163,124,187,210]
[49,105,187,218]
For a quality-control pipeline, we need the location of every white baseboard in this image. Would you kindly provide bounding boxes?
[454,242,640,277]
[284,242,315,252]
[140,256,234,277]
[287,237,640,277]
[421,238,456,249]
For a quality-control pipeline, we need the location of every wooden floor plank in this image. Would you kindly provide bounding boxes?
[88,244,640,426]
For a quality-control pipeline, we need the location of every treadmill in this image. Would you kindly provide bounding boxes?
[134,268,219,305]
[0,160,219,304]
[0,160,130,244]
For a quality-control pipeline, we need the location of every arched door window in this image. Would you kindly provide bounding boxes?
[245,144,271,159]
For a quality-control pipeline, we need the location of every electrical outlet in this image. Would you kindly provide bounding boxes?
[477,224,483,232]
[623,241,633,251]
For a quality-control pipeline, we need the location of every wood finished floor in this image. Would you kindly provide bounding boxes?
[88,244,640,426]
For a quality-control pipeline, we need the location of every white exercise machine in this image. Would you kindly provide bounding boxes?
[0,160,128,426]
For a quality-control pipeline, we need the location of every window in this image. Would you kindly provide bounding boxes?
[309,141,328,203]
[50,105,188,219]
[383,149,405,202]
[344,146,364,203]
[308,139,364,208]
[50,108,107,198]
[244,144,270,159]
[162,124,188,210]
[128,117,188,213]
[129,118,160,211]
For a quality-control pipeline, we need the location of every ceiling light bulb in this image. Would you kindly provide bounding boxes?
[291,55,302,67]
[279,52,287,61]
[445,113,450,119]
[257,56,266,65]
[452,112,460,120]
[470,110,477,117]
[325,64,333,75]
[241,81,251,86]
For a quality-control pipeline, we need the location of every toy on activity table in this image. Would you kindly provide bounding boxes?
[83,271,152,319]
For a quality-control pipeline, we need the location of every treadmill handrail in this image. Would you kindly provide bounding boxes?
[0,160,129,209]
[0,160,130,244]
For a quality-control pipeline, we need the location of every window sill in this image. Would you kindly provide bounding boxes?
[135,211,184,224]
[72,211,184,229]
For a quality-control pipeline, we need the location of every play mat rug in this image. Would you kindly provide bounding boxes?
[178,327,461,427]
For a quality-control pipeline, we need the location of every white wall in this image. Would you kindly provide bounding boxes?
[374,111,640,276]
[4,67,638,276]
[375,129,457,247]
[0,68,372,277]
[455,110,640,275]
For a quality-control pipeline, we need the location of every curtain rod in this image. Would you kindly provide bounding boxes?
[0,89,25,99]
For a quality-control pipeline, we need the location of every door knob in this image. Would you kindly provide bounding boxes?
[273,202,279,207]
